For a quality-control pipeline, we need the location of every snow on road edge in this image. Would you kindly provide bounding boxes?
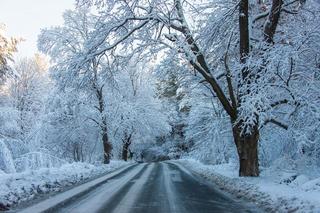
[0,160,129,210]
[178,159,320,213]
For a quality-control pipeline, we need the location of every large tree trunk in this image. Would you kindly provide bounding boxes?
[102,132,112,164]
[232,120,259,176]
[230,0,282,176]
[235,0,260,177]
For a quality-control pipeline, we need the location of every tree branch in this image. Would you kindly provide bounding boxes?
[171,0,235,117]
[224,31,237,109]
[261,118,288,130]
[270,99,289,108]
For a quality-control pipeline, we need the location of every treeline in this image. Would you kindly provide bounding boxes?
[1,0,320,177]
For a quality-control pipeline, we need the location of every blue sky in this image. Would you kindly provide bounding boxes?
[0,0,75,58]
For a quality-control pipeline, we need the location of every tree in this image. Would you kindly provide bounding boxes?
[0,24,20,84]
[155,55,191,156]
[38,9,115,163]
[72,0,310,176]
[8,56,49,144]
[38,8,170,163]
[107,58,170,161]
[39,89,101,162]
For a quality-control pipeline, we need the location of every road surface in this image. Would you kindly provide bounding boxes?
[19,162,259,213]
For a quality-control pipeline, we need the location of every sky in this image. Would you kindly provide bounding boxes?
[0,0,75,58]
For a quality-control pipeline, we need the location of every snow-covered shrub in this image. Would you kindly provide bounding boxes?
[0,139,16,173]
[14,151,68,172]
[0,101,20,141]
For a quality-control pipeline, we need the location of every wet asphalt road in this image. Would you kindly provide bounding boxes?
[20,162,259,213]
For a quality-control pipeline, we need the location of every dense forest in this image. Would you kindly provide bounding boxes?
[1,0,320,211]
[1,0,320,176]
[0,0,320,191]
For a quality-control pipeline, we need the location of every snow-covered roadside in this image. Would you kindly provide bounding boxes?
[178,159,320,213]
[0,160,129,210]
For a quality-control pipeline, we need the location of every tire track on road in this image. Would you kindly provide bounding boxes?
[110,163,155,213]
[58,163,147,213]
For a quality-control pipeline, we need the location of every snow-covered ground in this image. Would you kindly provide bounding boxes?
[179,159,320,213]
[0,161,129,210]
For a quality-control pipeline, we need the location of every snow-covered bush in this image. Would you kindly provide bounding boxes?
[14,151,68,172]
[0,139,16,173]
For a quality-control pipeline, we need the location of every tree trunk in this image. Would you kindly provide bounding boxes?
[232,120,259,176]
[102,132,112,164]
[121,132,132,161]
[264,0,283,43]
[239,0,250,64]
[122,143,129,161]
[92,70,112,164]
[128,149,134,160]
[235,0,259,177]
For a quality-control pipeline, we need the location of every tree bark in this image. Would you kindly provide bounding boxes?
[236,0,260,177]
[264,0,283,43]
[239,0,250,64]
[103,132,112,164]
[232,120,260,176]
[91,59,113,164]
[122,143,129,161]
[121,132,132,161]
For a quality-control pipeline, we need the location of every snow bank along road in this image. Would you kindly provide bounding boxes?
[17,162,258,213]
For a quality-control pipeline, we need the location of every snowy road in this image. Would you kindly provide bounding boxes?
[18,162,258,213]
